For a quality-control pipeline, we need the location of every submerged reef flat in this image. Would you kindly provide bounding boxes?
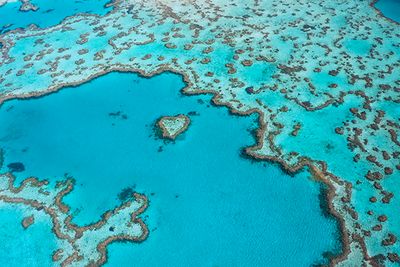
[0,0,399,265]
[157,114,190,140]
[0,172,148,266]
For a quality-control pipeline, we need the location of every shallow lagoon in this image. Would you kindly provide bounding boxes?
[0,205,57,267]
[0,72,340,266]
[0,0,111,33]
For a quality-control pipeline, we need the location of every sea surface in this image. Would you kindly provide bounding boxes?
[0,72,340,266]
[375,0,400,22]
[0,0,111,33]
[0,205,56,267]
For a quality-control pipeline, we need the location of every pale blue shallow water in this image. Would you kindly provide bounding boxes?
[0,0,111,33]
[0,72,340,266]
[375,0,400,22]
[0,206,57,267]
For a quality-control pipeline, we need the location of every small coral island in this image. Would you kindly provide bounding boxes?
[156,114,191,140]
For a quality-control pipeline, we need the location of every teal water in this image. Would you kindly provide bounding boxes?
[0,0,111,33]
[0,72,340,266]
[0,205,57,267]
[375,0,400,22]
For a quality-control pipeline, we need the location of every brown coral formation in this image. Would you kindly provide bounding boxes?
[21,215,34,229]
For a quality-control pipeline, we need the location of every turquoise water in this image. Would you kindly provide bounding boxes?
[0,205,57,267]
[0,0,111,33]
[375,0,400,22]
[0,72,340,266]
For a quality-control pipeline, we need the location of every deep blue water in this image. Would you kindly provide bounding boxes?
[375,0,400,23]
[0,72,340,266]
[0,0,111,33]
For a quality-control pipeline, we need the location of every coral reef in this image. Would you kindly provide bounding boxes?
[0,0,399,264]
[157,114,190,140]
[0,172,148,266]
